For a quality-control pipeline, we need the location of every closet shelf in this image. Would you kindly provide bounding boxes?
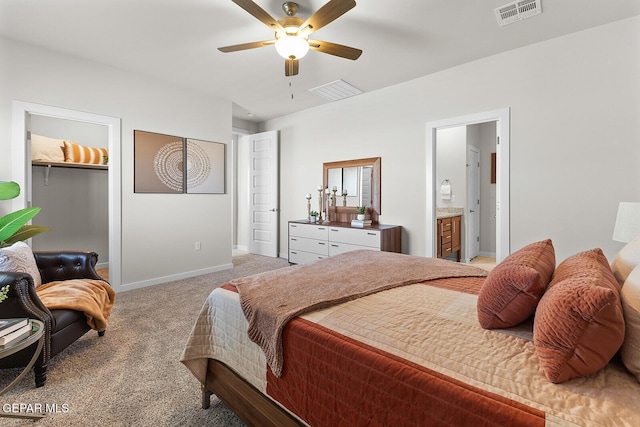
[32,161,108,186]
[32,161,108,170]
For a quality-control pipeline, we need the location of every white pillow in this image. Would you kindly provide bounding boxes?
[0,241,42,287]
[621,265,640,383]
[31,134,66,163]
[611,234,640,286]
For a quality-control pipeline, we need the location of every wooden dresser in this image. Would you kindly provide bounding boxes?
[436,215,461,261]
[288,220,401,264]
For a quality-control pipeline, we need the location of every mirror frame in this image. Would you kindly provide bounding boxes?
[323,157,381,222]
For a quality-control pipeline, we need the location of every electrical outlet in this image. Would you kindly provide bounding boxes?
[194,242,201,251]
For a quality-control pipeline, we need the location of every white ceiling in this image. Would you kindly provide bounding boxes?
[1,0,639,123]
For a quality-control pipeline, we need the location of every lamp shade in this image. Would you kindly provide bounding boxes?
[613,202,640,242]
[275,35,309,60]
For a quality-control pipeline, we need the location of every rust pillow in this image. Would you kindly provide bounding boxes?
[477,239,555,329]
[533,249,625,383]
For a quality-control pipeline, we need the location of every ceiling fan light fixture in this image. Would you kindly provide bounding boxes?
[275,35,309,59]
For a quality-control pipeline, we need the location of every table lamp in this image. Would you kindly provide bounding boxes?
[613,202,640,242]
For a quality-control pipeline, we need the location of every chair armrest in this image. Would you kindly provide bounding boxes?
[0,272,51,322]
[34,251,103,284]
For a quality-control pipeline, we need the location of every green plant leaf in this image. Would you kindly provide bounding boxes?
[3,225,52,247]
[0,181,20,201]
[0,207,41,242]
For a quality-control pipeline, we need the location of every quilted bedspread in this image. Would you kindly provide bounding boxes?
[181,278,640,426]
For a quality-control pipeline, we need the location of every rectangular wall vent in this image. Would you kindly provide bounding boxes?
[308,79,363,101]
[495,0,541,27]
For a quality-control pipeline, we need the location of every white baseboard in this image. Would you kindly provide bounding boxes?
[118,263,234,292]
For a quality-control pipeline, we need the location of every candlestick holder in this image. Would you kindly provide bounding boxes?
[324,188,332,223]
[317,187,323,222]
[306,194,312,221]
[342,189,348,207]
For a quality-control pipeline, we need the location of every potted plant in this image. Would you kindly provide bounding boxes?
[309,211,319,223]
[0,181,51,248]
[356,206,366,221]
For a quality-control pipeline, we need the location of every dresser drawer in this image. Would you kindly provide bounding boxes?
[289,250,328,264]
[328,227,381,248]
[328,242,379,257]
[289,223,329,240]
[289,236,329,256]
[441,242,453,255]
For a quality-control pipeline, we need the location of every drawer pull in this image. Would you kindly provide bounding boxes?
[291,251,298,254]
[330,229,339,232]
[367,232,377,236]
[331,244,339,247]
[318,242,326,245]
[291,224,297,227]
[318,227,326,230]
[291,238,297,241]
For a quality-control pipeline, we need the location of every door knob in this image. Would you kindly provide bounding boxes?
[269,208,278,212]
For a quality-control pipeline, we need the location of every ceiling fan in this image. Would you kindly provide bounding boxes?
[219,0,362,77]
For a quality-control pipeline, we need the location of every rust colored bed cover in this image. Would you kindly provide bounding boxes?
[182,278,640,427]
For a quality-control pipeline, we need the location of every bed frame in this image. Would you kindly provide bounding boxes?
[201,359,303,427]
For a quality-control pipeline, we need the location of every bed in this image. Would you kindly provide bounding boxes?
[181,241,640,427]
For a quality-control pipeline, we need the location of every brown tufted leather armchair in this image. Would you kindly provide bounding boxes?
[0,251,109,387]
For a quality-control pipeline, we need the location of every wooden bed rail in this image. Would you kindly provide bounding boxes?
[203,359,304,427]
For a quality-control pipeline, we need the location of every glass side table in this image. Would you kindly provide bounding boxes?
[0,319,46,419]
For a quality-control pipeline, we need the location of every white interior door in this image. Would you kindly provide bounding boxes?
[248,131,279,257]
[467,146,480,261]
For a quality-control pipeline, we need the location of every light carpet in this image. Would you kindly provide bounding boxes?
[0,253,289,426]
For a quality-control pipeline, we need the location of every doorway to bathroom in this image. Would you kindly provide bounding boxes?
[426,108,510,264]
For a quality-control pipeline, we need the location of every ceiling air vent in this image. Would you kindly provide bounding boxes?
[308,79,363,101]
[495,0,541,27]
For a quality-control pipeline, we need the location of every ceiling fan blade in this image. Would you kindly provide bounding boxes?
[218,40,275,53]
[301,0,356,34]
[231,0,283,32]
[308,40,362,60]
[285,58,299,77]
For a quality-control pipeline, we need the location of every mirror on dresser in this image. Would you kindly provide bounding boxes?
[323,157,381,223]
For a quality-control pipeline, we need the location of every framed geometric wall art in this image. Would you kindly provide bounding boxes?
[134,130,226,194]
[185,138,225,194]
[134,130,184,193]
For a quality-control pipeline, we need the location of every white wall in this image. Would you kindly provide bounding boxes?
[436,127,466,209]
[263,16,640,262]
[0,37,233,290]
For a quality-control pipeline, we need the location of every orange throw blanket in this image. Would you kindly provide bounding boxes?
[36,279,116,331]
